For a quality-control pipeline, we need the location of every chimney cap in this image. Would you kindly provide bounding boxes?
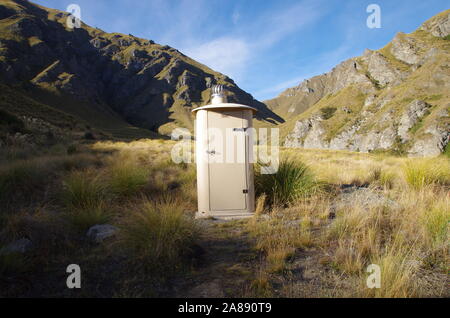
[211,84,224,97]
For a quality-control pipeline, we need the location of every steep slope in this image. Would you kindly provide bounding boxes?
[267,10,450,157]
[0,0,282,139]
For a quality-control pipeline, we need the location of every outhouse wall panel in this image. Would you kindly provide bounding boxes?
[195,109,209,217]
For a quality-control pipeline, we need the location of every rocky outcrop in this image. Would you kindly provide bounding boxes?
[284,116,324,148]
[364,50,407,86]
[408,109,450,157]
[398,100,431,142]
[285,98,449,156]
[420,11,450,38]
[390,33,423,65]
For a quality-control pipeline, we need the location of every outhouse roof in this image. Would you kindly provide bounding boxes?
[191,103,258,114]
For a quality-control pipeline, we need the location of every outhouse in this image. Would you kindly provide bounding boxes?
[192,85,257,219]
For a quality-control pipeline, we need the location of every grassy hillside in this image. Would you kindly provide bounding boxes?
[0,84,157,141]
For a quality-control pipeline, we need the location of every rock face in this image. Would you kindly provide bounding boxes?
[0,0,282,136]
[398,100,431,142]
[420,11,450,38]
[408,111,450,157]
[365,50,407,86]
[272,9,450,157]
[390,33,423,65]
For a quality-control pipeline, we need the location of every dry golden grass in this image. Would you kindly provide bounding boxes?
[116,196,199,274]
[246,148,449,298]
[0,139,448,297]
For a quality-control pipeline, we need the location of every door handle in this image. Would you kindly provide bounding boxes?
[206,150,216,155]
[233,128,247,132]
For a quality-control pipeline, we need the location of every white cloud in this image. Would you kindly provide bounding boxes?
[254,1,324,48]
[184,37,251,82]
[181,0,325,86]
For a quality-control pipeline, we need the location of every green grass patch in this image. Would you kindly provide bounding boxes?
[66,202,111,232]
[443,143,450,159]
[320,107,337,120]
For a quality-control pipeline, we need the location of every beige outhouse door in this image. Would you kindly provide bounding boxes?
[207,110,248,211]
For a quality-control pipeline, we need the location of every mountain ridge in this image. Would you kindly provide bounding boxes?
[0,0,282,140]
[266,9,450,157]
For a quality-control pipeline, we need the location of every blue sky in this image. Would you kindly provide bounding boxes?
[35,0,449,100]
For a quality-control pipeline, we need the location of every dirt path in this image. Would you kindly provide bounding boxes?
[168,219,261,298]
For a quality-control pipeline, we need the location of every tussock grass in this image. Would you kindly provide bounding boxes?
[2,136,448,297]
[324,184,449,297]
[118,197,199,274]
[107,162,149,197]
[61,170,108,210]
[66,202,110,232]
[362,244,420,298]
[255,194,267,216]
[61,170,111,231]
[250,269,273,297]
[0,152,102,210]
[256,158,320,207]
[403,158,450,189]
[421,200,449,249]
[0,159,46,205]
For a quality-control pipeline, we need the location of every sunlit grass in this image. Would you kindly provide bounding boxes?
[403,157,450,189]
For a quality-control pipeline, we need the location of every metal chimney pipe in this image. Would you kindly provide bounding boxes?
[211,85,227,104]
